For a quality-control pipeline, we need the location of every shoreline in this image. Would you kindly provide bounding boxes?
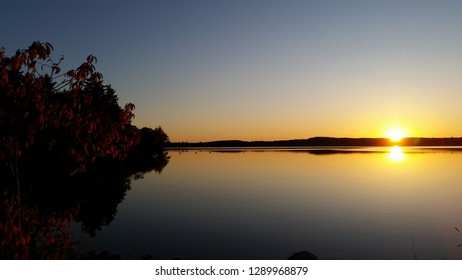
[167,137,462,148]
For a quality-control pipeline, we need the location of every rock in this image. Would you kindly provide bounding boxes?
[287,251,318,260]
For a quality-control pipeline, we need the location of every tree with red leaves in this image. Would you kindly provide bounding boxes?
[0,41,166,259]
[0,41,139,175]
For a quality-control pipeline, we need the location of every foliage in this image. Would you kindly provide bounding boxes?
[0,190,78,259]
[0,41,138,174]
[129,126,169,158]
[0,41,170,259]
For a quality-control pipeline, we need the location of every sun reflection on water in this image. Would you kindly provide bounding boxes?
[388,146,405,162]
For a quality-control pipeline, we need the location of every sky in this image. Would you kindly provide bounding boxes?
[2,0,462,142]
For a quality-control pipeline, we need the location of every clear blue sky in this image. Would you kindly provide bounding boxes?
[2,0,462,141]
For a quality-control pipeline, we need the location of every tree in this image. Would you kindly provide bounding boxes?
[142,126,169,151]
[129,126,169,158]
[0,41,139,176]
[0,41,170,259]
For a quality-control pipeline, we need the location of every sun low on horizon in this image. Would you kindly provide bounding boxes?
[377,124,413,162]
[385,126,408,142]
[382,122,412,144]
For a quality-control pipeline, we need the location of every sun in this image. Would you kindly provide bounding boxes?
[386,127,406,142]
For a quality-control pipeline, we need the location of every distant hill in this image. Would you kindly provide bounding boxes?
[167,137,462,148]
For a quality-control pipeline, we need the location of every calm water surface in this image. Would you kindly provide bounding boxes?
[71,147,462,259]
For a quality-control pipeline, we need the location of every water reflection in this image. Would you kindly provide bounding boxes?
[99,147,462,259]
[0,151,170,259]
[5,147,462,259]
[388,146,405,162]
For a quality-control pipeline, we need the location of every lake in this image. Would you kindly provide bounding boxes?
[70,146,462,259]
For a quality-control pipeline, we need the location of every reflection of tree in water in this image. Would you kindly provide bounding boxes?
[72,161,133,237]
[1,157,80,259]
[0,190,78,259]
[126,151,170,179]
[0,151,170,258]
[75,152,170,236]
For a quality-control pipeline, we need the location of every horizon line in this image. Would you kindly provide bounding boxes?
[171,136,462,144]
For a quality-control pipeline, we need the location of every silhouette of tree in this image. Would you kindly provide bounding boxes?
[0,41,170,259]
[129,126,169,158]
[0,41,139,176]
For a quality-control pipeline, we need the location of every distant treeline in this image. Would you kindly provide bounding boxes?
[167,137,462,148]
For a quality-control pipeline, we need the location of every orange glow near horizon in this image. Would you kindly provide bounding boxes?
[157,118,458,143]
[385,126,407,142]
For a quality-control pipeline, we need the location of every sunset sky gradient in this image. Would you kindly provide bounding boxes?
[2,0,462,141]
